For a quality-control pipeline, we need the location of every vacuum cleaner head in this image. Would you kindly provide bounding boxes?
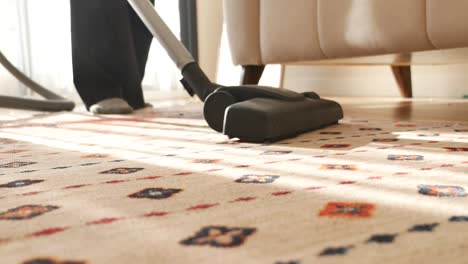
[179,63,343,143]
[203,85,343,143]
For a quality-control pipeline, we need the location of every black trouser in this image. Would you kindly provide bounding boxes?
[70,0,154,110]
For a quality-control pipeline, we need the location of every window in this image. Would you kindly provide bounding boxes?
[0,0,182,101]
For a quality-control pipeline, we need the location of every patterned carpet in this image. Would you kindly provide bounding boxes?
[0,103,467,264]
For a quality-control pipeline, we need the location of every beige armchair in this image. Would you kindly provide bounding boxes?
[223,0,468,97]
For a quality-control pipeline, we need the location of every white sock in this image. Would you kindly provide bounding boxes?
[89,98,133,114]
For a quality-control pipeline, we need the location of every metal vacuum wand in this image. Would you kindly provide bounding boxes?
[127,0,195,70]
[127,0,218,101]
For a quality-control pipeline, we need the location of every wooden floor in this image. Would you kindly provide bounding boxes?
[143,95,468,123]
[331,97,468,122]
[0,96,467,123]
[143,94,468,123]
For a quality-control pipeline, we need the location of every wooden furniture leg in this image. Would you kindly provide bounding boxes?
[391,65,413,98]
[241,65,265,85]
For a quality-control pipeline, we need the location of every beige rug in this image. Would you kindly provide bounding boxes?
[0,103,467,264]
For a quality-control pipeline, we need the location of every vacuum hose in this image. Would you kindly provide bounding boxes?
[0,50,75,111]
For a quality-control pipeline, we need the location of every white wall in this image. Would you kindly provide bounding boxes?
[283,64,468,98]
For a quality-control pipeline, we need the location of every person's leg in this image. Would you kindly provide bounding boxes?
[124,0,155,109]
[70,0,143,112]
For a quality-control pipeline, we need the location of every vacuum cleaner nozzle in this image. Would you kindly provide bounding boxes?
[181,64,343,143]
[203,85,343,142]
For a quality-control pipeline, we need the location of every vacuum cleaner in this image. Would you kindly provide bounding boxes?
[128,0,343,142]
